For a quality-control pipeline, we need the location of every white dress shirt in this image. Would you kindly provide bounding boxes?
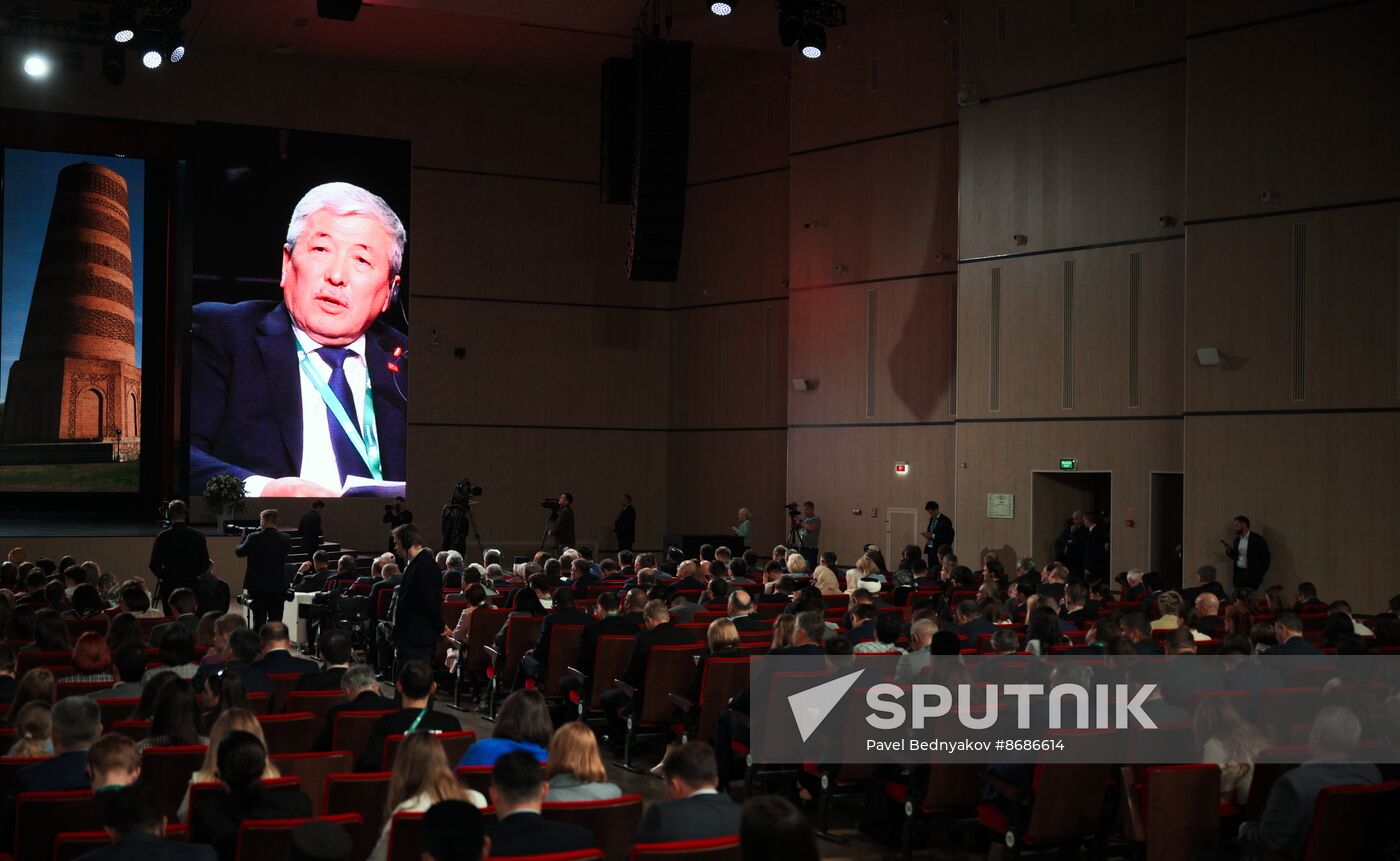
[1237,532,1250,569]
[241,324,372,497]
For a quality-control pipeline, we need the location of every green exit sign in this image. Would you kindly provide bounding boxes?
[1059,458,1077,470]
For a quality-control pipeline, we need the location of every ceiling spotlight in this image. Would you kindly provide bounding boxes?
[111,5,135,42]
[142,49,162,69]
[114,27,134,43]
[167,31,187,63]
[102,47,125,85]
[777,0,803,46]
[799,22,825,58]
[709,1,733,14]
[22,53,51,79]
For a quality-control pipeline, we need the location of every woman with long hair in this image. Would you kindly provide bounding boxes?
[199,668,252,733]
[6,701,52,756]
[129,669,180,720]
[770,614,797,651]
[195,612,222,650]
[369,732,485,861]
[137,679,207,752]
[459,688,552,766]
[80,561,102,589]
[61,632,114,683]
[1024,606,1069,655]
[1222,603,1254,638]
[6,668,55,726]
[1195,697,1268,806]
[25,609,70,653]
[144,624,200,682]
[180,708,280,822]
[544,722,621,801]
[189,731,313,860]
[105,613,143,655]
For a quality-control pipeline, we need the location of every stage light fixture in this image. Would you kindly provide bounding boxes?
[167,31,186,63]
[710,1,733,15]
[23,52,51,78]
[102,47,125,84]
[799,22,825,58]
[142,48,162,69]
[114,27,135,42]
[777,0,803,46]
[111,6,136,42]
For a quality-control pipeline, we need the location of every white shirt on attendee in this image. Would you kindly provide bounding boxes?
[1237,532,1250,569]
[367,789,487,861]
[242,323,373,497]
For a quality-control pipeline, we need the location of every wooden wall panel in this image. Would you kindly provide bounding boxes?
[789,127,958,289]
[1186,2,1400,222]
[786,425,956,563]
[411,171,667,308]
[667,430,788,545]
[790,0,959,152]
[689,47,791,183]
[1183,413,1400,611]
[958,63,1185,259]
[952,419,1183,575]
[874,277,957,423]
[673,171,789,308]
[1184,204,1400,412]
[1186,0,1355,38]
[671,302,788,428]
[959,0,1184,99]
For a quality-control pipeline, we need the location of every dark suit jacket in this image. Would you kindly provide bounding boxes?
[620,622,694,690]
[1081,525,1110,579]
[1226,531,1271,589]
[1240,761,1381,858]
[294,666,347,692]
[957,618,1000,642]
[150,614,200,647]
[534,607,591,665]
[393,549,443,648]
[355,707,461,772]
[0,750,91,846]
[575,614,642,681]
[254,649,319,676]
[0,675,15,705]
[149,523,210,590]
[1266,635,1324,656]
[74,832,218,861]
[730,614,769,633]
[189,786,313,861]
[193,660,272,695]
[290,567,328,592]
[925,514,955,553]
[730,643,823,714]
[194,573,232,617]
[297,509,322,553]
[614,505,637,548]
[235,528,292,593]
[550,506,576,548]
[634,791,741,844]
[487,811,593,857]
[368,575,402,617]
[190,300,408,487]
[315,690,399,751]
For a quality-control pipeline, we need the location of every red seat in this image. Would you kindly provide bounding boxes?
[258,712,318,755]
[496,853,602,861]
[543,795,645,861]
[53,826,191,861]
[247,691,272,715]
[111,719,152,742]
[1121,764,1220,861]
[284,689,346,730]
[187,777,303,824]
[266,673,302,712]
[235,813,362,861]
[325,773,390,860]
[630,836,740,861]
[542,625,585,698]
[383,730,476,771]
[270,751,353,816]
[456,764,493,796]
[1286,780,1400,860]
[331,709,396,755]
[15,650,72,677]
[56,679,116,698]
[141,744,209,818]
[14,789,96,858]
[94,697,140,726]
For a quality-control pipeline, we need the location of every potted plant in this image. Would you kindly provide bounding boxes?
[203,473,247,529]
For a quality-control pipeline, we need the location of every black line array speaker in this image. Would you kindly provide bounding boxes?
[599,57,636,206]
[624,40,691,282]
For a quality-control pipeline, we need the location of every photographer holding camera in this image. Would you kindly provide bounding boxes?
[235,509,293,629]
[545,492,575,551]
[794,501,821,570]
[382,495,413,551]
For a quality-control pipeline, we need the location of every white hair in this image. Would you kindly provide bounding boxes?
[435,551,449,564]
[737,508,750,517]
[1310,706,1361,755]
[285,182,406,276]
[1126,569,1144,584]
[445,550,464,567]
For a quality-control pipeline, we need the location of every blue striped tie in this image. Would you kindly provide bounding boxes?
[316,346,367,482]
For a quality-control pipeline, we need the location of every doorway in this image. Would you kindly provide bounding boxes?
[1150,472,1184,589]
[1031,471,1112,571]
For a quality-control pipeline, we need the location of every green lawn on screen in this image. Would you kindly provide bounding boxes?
[0,461,141,493]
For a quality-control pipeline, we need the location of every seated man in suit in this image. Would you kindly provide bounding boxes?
[355,660,458,772]
[290,551,332,593]
[557,592,641,706]
[1266,612,1324,656]
[190,181,408,499]
[82,783,217,861]
[423,799,487,861]
[293,629,353,691]
[1193,593,1227,638]
[195,629,272,695]
[726,590,768,633]
[601,599,694,751]
[1239,706,1381,858]
[634,741,741,843]
[253,622,320,676]
[190,731,313,861]
[520,586,591,684]
[1120,613,1164,655]
[0,694,103,844]
[486,751,594,857]
[314,664,397,751]
[954,599,1000,641]
[148,589,201,648]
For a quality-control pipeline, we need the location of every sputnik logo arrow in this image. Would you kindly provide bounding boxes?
[788,669,865,742]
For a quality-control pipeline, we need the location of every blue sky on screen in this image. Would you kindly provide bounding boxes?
[1,148,145,403]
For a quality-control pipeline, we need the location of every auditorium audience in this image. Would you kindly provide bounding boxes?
[179,708,279,821]
[7,700,52,756]
[368,732,486,861]
[486,750,594,856]
[853,612,905,654]
[62,631,115,683]
[0,695,102,843]
[461,688,550,767]
[1195,698,1267,807]
[421,799,486,861]
[190,730,313,861]
[89,783,217,861]
[144,624,201,683]
[65,584,107,619]
[106,613,144,655]
[197,613,247,670]
[6,667,55,725]
[356,660,459,772]
[27,608,71,653]
[294,628,353,690]
[137,680,206,753]
[0,645,17,705]
[635,742,740,843]
[1266,612,1323,655]
[118,583,163,619]
[253,622,319,675]
[603,599,693,749]
[445,583,492,672]
[314,664,395,751]
[149,588,201,647]
[540,721,620,801]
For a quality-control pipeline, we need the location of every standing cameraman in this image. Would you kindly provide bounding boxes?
[548,492,576,551]
[383,495,413,551]
[235,509,292,629]
[796,501,821,570]
[148,500,209,613]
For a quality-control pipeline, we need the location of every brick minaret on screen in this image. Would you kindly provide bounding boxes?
[2,163,141,457]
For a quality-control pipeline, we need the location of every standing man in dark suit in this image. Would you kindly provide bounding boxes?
[486,751,594,857]
[148,500,209,613]
[235,509,292,630]
[190,182,408,498]
[634,742,741,843]
[613,494,637,552]
[1223,514,1271,591]
[548,492,576,551]
[1080,511,1110,586]
[297,500,324,558]
[383,496,413,552]
[390,522,442,673]
[919,500,955,570]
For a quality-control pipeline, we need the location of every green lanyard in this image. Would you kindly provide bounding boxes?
[296,347,383,481]
[407,707,429,733]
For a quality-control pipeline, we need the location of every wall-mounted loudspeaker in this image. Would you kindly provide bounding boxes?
[624,40,692,282]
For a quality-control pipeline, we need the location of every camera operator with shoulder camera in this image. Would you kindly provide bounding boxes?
[544,492,575,551]
[382,495,412,551]
[235,509,292,629]
[794,501,821,570]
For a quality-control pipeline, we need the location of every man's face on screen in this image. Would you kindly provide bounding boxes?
[282,208,399,346]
